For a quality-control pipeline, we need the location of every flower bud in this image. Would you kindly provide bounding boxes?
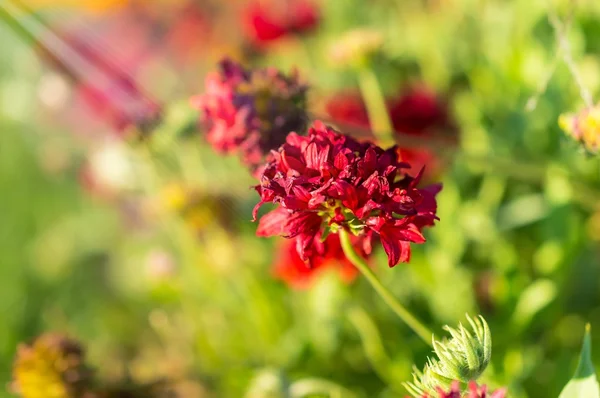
[330,29,384,69]
[244,369,290,398]
[404,315,492,397]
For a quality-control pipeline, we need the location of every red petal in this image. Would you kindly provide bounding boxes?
[256,208,290,236]
[379,230,413,267]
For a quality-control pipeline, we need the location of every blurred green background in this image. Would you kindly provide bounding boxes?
[1,0,600,397]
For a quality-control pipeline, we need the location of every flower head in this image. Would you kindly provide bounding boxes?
[559,105,600,153]
[273,233,370,289]
[414,381,507,398]
[192,59,308,170]
[404,315,492,397]
[243,0,319,46]
[254,121,440,267]
[11,333,93,398]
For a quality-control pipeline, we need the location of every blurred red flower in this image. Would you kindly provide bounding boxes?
[273,233,369,289]
[254,121,440,268]
[191,59,308,171]
[418,381,507,398]
[242,0,319,46]
[325,87,455,174]
[164,3,213,63]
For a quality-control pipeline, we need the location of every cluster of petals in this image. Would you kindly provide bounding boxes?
[191,59,308,171]
[325,87,455,173]
[419,381,507,398]
[273,233,369,289]
[242,0,319,46]
[254,121,441,267]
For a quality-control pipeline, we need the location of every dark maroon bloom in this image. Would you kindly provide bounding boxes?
[273,233,369,289]
[325,87,455,175]
[242,0,319,46]
[191,59,308,170]
[417,381,507,398]
[254,121,441,267]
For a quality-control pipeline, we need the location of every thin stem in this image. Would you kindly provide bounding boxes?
[347,307,401,388]
[339,229,433,346]
[548,5,594,107]
[357,68,396,148]
[526,3,575,112]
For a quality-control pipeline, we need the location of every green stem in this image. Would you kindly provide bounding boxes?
[357,67,395,148]
[339,229,433,346]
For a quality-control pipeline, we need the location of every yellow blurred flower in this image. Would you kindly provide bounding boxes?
[22,0,127,12]
[161,183,188,212]
[11,334,92,398]
[559,105,600,153]
[160,183,235,234]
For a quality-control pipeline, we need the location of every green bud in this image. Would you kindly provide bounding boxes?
[244,369,290,398]
[404,314,492,397]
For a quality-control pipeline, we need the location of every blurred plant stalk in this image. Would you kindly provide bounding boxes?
[339,229,434,346]
[357,67,396,148]
[0,0,161,134]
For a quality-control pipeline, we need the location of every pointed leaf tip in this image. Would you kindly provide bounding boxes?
[558,323,600,398]
[575,324,595,379]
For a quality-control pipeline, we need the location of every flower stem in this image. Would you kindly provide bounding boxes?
[339,229,433,346]
[357,67,395,148]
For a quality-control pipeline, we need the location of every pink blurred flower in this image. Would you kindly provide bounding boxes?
[418,381,507,398]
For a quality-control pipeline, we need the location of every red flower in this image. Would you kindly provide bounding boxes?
[325,87,455,174]
[273,233,369,289]
[254,121,441,268]
[418,381,507,398]
[243,0,319,46]
[191,59,308,171]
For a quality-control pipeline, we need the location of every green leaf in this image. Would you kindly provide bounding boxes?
[320,225,332,242]
[558,324,600,398]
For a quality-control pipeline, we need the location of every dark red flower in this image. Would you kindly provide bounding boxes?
[325,87,455,174]
[417,381,507,398]
[242,0,319,46]
[191,59,308,171]
[254,121,441,268]
[273,233,369,289]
